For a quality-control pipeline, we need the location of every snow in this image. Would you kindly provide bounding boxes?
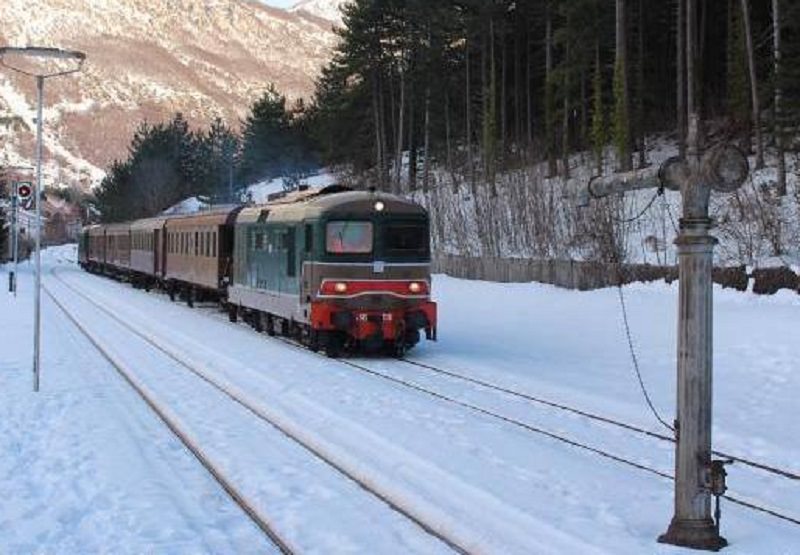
[290,0,350,24]
[161,196,210,215]
[417,136,800,269]
[1,246,799,553]
[246,171,336,204]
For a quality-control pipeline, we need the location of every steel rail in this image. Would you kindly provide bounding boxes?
[398,359,800,482]
[332,355,800,529]
[42,284,296,555]
[50,271,471,555]
[61,267,800,530]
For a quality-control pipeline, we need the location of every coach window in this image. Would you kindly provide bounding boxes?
[212,232,217,257]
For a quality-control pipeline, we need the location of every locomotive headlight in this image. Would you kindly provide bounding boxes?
[374,201,385,212]
[334,282,348,293]
[408,282,422,294]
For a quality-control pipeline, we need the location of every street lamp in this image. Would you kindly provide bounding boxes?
[0,165,34,296]
[0,46,86,392]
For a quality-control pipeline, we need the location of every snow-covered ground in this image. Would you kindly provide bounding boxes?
[1,245,798,553]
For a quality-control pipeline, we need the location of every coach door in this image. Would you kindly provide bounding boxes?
[154,229,161,275]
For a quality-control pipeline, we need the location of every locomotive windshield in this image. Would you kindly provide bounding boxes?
[383,222,429,256]
[326,221,373,254]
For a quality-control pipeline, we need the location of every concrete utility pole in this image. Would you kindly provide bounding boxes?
[587,120,748,550]
[0,46,86,392]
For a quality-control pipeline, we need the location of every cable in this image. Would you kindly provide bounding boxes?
[616,283,675,433]
[609,188,663,225]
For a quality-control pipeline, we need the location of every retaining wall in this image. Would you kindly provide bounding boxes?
[433,254,798,295]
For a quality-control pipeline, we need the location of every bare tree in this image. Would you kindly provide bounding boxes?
[773,0,786,195]
[394,63,406,192]
[676,0,686,158]
[740,0,764,169]
[614,0,632,172]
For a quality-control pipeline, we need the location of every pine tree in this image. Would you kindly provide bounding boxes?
[591,46,606,175]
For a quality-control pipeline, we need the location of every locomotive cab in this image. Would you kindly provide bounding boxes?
[306,196,437,355]
[229,188,437,357]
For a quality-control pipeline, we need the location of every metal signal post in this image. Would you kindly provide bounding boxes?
[10,181,18,295]
[0,46,86,392]
[1,167,32,296]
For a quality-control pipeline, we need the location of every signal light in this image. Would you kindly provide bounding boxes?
[334,282,348,293]
[17,183,33,200]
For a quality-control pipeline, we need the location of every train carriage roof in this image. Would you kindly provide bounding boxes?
[105,222,132,234]
[163,206,242,229]
[130,216,169,231]
[84,224,104,237]
[236,188,427,225]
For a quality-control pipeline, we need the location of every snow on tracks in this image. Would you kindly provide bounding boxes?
[46,272,453,555]
[51,267,612,555]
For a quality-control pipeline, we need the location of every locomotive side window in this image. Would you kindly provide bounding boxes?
[383,223,429,255]
[286,227,296,277]
[304,224,313,253]
[326,221,373,254]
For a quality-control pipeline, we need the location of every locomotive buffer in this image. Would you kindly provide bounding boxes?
[586,115,749,551]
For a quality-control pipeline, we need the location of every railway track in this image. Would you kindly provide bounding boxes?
[395,358,800,482]
[325,357,800,528]
[53,268,800,531]
[48,270,473,555]
[43,283,296,555]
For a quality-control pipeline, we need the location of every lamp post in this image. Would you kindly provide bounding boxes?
[0,46,86,392]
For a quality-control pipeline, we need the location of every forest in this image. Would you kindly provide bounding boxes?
[311,0,798,192]
[93,0,800,267]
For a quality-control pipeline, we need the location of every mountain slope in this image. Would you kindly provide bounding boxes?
[0,0,338,189]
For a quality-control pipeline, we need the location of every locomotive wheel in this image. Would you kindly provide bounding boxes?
[168,284,176,302]
[265,315,275,336]
[308,330,320,352]
[186,287,194,308]
[324,332,344,358]
[393,340,407,359]
[228,305,238,323]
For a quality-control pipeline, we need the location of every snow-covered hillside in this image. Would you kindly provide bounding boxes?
[0,0,339,189]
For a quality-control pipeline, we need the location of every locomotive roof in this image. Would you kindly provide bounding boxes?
[237,188,427,225]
